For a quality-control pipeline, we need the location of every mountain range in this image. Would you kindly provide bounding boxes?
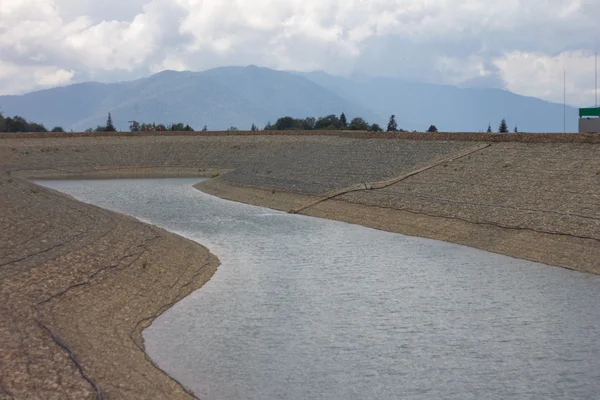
[0,65,580,132]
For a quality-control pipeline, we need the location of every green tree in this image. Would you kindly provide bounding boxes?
[339,112,347,128]
[387,114,398,132]
[105,113,117,132]
[51,126,65,132]
[427,125,438,133]
[30,123,47,132]
[348,117,370,131]
[499,118,509,133]
[169,123,185,131]
[369,123,383,132]
[314,114,341,130]
[300,117,316,130]
[274,116,297,130]
[251,123,258,131]
[0,113,47,132]
[202,125,208,132]
[486,124,493,133]
[6,116,26,132]
[514,125,518,133]
[129,121,141,132]
[183,124,193,131]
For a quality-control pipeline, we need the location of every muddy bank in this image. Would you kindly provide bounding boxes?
[0,178,219,399]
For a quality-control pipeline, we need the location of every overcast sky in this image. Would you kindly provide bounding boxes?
[1,0,599,105]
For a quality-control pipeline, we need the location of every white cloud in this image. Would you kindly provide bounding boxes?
[0,61,74,95]
[495,51,599,106]
[34,68,75,87]
[0,0,598,105]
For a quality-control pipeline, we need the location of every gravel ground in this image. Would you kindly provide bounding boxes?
[342,142,600,239]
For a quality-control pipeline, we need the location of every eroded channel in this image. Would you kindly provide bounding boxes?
[38,178,600,400]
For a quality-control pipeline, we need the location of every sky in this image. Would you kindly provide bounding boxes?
[1,0,599,106]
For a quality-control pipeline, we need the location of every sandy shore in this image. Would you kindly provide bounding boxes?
[1,131,598,399]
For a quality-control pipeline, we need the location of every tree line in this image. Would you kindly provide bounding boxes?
[2,111,521,135]
[263,113,425,133]
[0,112,64,133]
[80,113,197,132]
[128,121,194,132]
[89,112,421,133]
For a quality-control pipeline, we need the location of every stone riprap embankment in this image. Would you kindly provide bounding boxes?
[1,131,599,399]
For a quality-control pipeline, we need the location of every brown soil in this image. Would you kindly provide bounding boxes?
[0,179,218,399]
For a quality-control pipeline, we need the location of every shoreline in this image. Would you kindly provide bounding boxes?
[1,177,219,399]
[197,178,599,274]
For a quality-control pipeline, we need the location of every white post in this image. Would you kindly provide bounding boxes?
[564,69,566,133]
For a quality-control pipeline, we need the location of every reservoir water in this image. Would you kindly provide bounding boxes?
[38,178,600,400]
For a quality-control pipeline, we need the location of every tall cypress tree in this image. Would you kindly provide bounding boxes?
[387,114,398,132]
[105,113,117,132]
[339,112,347,129]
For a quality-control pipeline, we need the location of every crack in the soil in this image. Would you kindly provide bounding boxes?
[32,229,160,400]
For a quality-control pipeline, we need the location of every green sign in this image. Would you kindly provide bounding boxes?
[579,107,600,117]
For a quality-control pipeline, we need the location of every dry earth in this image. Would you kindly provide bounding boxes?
[0,131,599,399]
[0,178,218,399]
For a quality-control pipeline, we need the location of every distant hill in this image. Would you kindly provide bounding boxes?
[0,65,580,132]
[295,71,580,133]
[0,66,379,132]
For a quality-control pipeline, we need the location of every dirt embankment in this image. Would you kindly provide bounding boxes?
[0,131,599,399]
[0,178,218,399]
[200,140,599,273]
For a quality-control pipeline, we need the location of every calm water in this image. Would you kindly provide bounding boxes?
[38,178,600,400]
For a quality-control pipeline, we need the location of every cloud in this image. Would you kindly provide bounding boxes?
[0,0,598,105]
[495,51,598,106]
[0,61,74,94]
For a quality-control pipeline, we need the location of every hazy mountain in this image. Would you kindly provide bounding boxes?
[0,65,580,132]
[0,66,379,131]
[295,71,579,132]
